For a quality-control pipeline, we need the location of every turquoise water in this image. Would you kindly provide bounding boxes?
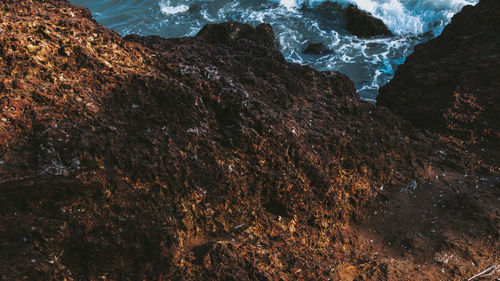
[70,0,477,101]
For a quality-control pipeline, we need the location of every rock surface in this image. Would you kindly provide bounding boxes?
[303,43,333,55]
[301,2,392,38]
[0,0,497,280]
[378,0,500,171]
[345,4,393,38]
[196,22,278,50]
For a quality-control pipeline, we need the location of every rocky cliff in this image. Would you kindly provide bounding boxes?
[0,0,498,280]
[378,0,500,172]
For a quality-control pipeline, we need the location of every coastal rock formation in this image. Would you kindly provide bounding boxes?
[301,1,343,20]
[301,1,393,38]
[0,0,498,280]
[196,21,278,49]
[303,43,333,55]
[378,0,500,170]
[345,4,393,37]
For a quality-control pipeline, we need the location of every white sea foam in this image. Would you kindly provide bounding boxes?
[291,0,478,35]
[280,0,298,11]
[159,0,189,15]
[269,0,477,100]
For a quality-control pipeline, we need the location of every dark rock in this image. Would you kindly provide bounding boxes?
[345,4,392,37]
[264,200,291,217]
[378,0,500,164]
[303,43,333,55]
[301,0,343,21]
[196,21,277,49]
[317,0,343,12]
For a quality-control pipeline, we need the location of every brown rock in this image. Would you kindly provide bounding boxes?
[0,0,498,280]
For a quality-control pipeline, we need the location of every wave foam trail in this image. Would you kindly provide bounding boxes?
[280,0,298,11]
[159,0,189,15]
[298,0,478,35]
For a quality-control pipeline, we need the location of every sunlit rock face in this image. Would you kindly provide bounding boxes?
[0,1,498,280]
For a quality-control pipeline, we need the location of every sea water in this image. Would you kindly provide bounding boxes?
[70,0,477,101]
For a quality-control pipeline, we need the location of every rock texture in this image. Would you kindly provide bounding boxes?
[0,0,498,280]
[378,0,500,171]
[196,21,278,50]
[345,4,393,38]
[303,43,333,55]
[301,2,393,38]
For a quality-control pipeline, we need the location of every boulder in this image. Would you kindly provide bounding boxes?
[301,0,343,21]
[196,21,277,49]
[303,42,333,55]
[345,4,392,37]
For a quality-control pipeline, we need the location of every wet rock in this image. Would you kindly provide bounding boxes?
[303,43,332,55]
[317,0,343,12]
[301,1,343,21]
[345,4,392,37]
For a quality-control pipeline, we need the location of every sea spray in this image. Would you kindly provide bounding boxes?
[301,0,478,35]
[159,0,189,15]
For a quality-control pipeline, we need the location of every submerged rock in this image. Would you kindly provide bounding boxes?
[301,1,392,38]
[345,4,393,37]
[301,0,344,21]
[303,42,333,55]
